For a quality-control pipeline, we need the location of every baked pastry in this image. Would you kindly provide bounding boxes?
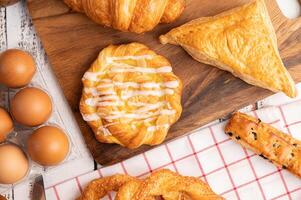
[77,169,223,200]
[80,43,182,149]
[225,112,301,177]
[78,174,136,200]
[160,0,297,98]
[63,0,185,33]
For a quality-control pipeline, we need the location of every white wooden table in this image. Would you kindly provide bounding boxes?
[0,1,96,199]
[0,0,300,199]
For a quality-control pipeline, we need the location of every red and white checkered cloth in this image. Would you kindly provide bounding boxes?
[46,86,301,200]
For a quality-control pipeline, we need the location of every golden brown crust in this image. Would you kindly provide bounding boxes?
[160,0,297,98]
[63,0,185,33]
[80,43,182,149]
[78,169,223,200]
[160,0,185,24]
[225,112,301,177]
[77,174,137,200]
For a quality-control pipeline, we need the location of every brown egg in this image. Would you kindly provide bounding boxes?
[27,126,69,166]
[0,107,13,143]
[0,49,36,88]
[0,144,29,184]
[0,194,7,200]
[10,87,52,127]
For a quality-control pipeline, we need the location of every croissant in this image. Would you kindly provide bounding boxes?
[160,0,297,98]
[63,0,185,33]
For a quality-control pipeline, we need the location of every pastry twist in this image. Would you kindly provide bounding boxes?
[77,169,223,200]
[63,0,185,33]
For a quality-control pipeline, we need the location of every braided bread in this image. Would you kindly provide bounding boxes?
[80,43,182,149]
[63,0,185,33]
[77,169,223,200]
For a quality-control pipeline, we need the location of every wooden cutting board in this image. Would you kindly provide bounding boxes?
[27,0,301,166]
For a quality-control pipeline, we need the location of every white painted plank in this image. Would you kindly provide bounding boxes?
[12,179,33,200]
[0,7,6,51]
[0,6,14,200]
[0,188,13,200]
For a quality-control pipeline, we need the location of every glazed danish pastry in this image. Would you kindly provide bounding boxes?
[80,43,182,149]
[63,0,185,33]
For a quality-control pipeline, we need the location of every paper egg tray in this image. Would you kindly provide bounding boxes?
[0,63,82,189]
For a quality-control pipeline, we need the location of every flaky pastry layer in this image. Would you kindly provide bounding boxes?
[160,0,297,98]
[64,0,185,33]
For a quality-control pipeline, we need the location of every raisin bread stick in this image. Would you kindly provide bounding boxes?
[225,112,301,177]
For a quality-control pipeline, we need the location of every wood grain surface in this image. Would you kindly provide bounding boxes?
[27,0,301,166]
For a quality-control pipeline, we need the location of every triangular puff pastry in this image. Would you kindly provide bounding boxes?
[160,0,297,97]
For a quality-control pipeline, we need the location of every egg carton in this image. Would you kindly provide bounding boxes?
[0,59,83,190]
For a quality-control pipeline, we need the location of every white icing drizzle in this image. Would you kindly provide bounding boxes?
[84,81,179,97]
[82,55,172,82]
[127,101,161,107]
[164,81,179,88]
[97,122,119,136]
[167,102,172,109]
[98,126,112,136]
[147,124,170,132]
[96,83,114,88]
[82,54,179,133]
[107,81,178,89]
[107,55,153,62]
[85,95,118,106]
[99,109,175,120]
[97,90,116,95]
[84,87,99,96]
[100,112,148,120]
[131,124,136,129]
[97,101,124,107]
[135,102,163,113]
[83,113,100,121]
[99,79,112,83]
[121,89,174,100]
[144,117,156,123]
[110,66,172,74]
[84,87,116,96]
[86,96,125,107]
[83,71,105,81]
[106,61,135,68]
[160,109,176,115]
